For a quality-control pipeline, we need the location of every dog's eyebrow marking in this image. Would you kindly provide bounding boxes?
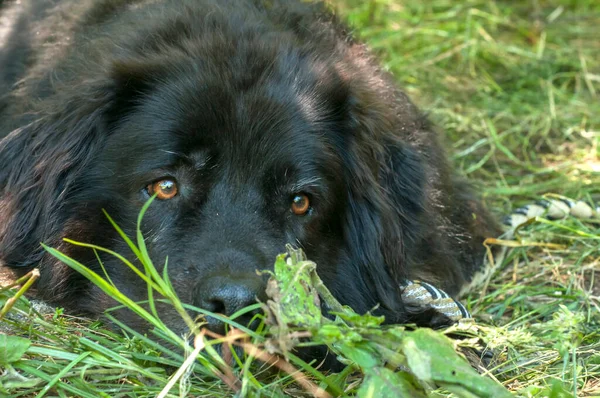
[158,150,211,170]
[290,177,322,192]
[192,153,212,170]
[159,149,188,159]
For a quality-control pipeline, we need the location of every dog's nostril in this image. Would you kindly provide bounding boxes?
[194,274,266,333]
[205,284,257,316]
[205,299,226,315]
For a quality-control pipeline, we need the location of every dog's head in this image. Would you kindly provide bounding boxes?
[0,9,429,334]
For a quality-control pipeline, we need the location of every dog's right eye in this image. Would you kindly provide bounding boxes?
[291,193,311,215]
[146,178,178,200]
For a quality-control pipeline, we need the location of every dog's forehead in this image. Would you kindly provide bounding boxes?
[111,43,349,179]
[142,85,331,168]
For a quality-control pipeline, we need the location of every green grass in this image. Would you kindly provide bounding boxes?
[1,1,600,397]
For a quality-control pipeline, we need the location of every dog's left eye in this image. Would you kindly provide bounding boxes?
[291,193,311,215]
[146,178,178,200]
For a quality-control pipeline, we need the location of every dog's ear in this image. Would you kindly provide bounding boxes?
[341,134,427,311]
[0,101,111,268]
[336,73,428,315]
[0,59,161,268]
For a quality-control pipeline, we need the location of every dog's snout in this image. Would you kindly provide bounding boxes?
[199,279,258,315]
[194,275,266,333]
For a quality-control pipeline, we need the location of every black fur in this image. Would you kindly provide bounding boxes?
[0,0,499,336]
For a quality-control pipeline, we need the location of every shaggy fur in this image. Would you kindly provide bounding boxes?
[0,0,499,335]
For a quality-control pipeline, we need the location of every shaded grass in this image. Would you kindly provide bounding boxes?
[1,0,599,396]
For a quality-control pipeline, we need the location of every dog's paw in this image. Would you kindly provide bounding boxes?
[400,280,471,328]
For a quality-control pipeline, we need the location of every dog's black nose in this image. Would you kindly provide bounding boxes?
[193,275,265,333]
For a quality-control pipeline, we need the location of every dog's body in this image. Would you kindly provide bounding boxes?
[0,0,499,334]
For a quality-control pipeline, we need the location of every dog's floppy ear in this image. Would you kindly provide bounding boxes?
[342,134,427,312]
[0,100,111,268]
[338,74,428,316]
[0,60,160,268]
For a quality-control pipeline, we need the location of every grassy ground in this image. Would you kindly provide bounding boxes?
[1,0,599,397]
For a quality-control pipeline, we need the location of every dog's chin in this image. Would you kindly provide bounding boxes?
[294,344,345,372]
[197,334,345,373]
[103,302,345,372]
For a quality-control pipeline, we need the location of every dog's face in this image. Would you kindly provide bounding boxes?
[82,50,353,332]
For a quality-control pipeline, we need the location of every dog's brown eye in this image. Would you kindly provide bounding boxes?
[147,179,178,200]
[291,194,310,215]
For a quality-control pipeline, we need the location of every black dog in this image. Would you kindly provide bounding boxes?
[0,0,499,336]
